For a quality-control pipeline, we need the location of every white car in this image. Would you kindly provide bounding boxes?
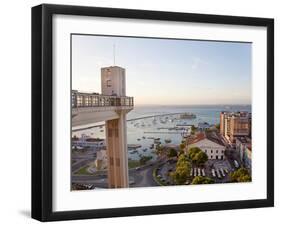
[234,160,239,168]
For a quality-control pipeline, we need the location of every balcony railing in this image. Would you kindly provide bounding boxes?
[72,91,134,108]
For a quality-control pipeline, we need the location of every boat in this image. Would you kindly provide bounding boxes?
[142,136,146,139]
[128,144,142,150]
[164,139,172,143]
[137,138,141,141]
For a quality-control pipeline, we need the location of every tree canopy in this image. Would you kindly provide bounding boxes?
[171,154,191,185]
[188,147,208,166]
[139,156,152,165]
[191,176,214,185]
[167,148,178,158]
[230,168,251,182]
[156,144,164,156]
[179,143,186,150]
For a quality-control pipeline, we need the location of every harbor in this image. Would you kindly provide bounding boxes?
[73,105,251,162]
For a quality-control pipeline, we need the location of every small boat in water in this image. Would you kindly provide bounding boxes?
[137,138,141,141]
[165,139,172,143]
[129,150,138,154]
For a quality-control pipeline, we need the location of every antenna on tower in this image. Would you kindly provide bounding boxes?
[113,44,116,66]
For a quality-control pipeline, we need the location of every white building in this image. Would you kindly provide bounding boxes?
[186,133,226,160]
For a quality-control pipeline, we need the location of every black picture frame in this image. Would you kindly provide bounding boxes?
[32,4,274,222]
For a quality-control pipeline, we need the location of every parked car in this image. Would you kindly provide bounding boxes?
[234,160,239,168]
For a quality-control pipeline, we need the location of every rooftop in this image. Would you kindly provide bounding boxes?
[187,131,225,146]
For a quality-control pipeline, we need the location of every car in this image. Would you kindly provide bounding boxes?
[234,160,239,168]
[211,169,216,177]
[136,167,140,170]
[201,169,206,177]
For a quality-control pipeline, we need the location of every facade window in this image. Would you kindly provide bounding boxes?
[106,80,112,87]
[205,150,207,153]
[211,150,213,153]
[222,150,224,154]
[210,155,213,159]
[216,156,218,159]
[216,150,218,153]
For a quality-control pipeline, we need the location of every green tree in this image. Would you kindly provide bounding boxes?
[156,144,164,156]
[215,123,220,130]
[191,176,214,185]
[139,156,152,165]
[171,154,191,185]
[194,151,208,165]
[188,147,208,166]
[191,125,196,132]
[167,148,177,158]
[179,143,186,150]
[230,168,251,182]
[188,147,201,160]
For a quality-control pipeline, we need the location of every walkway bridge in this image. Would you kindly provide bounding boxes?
[72,91,134,127]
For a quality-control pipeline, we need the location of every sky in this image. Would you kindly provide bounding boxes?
[72,34,251,105]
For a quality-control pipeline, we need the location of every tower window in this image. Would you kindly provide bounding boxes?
[106,80,112,87]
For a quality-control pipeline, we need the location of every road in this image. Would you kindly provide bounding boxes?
[72,161,161,188]
[72,159,92,172]
[129,165,159,187]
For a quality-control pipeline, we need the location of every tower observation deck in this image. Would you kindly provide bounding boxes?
[72,66,134,188]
